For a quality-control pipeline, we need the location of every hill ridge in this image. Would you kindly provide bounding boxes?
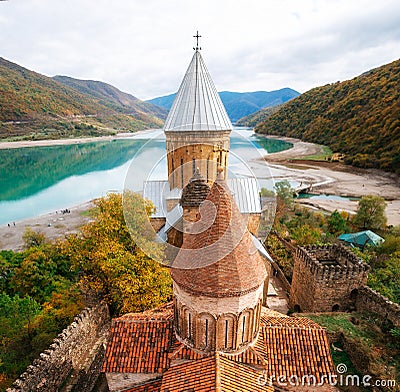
[255,58,400,174]
[0,57,165,140]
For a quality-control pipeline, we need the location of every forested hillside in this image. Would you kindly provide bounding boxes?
[236,104,284,127]
[255,59,400,173]
[53,76,167,119]
[0,58,164,140]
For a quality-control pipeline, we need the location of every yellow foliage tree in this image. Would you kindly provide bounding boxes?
[64,192,172,315]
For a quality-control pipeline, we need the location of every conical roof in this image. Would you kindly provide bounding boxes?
[163,50,232,132]
[171,171,266,297]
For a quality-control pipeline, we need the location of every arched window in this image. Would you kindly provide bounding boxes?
[293,304,301,313]
[180,158,184,188]
[217,314,237,350]
[350,289,358,301]
[238,308,255,347]
[197,313,216,350]
[171,157,175,188]
[332,304,340,312]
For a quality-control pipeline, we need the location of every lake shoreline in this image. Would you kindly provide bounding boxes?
[0,201,95,251]
[252,135,400,226]
[0,130,154,149]
[1,135,399,251]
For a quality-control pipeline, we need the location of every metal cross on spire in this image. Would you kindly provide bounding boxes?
[193,31,202,51]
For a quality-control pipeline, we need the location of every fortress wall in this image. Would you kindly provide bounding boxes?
[7,302,110,392]
[356,286,400,328]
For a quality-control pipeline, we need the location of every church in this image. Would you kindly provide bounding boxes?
[100,37,337,392]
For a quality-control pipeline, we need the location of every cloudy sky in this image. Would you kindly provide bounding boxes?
[1,0,399,100]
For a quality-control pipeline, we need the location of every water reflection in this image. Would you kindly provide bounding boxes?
[0,129,291,224]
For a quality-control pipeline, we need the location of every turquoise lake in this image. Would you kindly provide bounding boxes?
[0,128,293,225]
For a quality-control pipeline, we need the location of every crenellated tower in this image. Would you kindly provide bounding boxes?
[289,244,370,312]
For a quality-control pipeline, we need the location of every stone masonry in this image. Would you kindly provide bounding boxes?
[289,244,369,312]
[7,302,110,392]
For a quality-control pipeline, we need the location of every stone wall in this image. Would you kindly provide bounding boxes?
[7,302,110,392]
[355,286,400,328]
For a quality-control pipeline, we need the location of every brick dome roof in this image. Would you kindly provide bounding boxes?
[180,168,210,208]
[171,172,266,297]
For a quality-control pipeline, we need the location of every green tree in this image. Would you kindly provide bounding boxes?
[327,210,348,235]
[260,187,275,197]
[353,195,387,230]
[290,224,323,246]
[274,180,295,208]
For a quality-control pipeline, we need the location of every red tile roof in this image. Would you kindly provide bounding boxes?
[171,176,267,297]
[259,317,335,384]
[102,317,173,374]
[102,307,335,391]
[160,354,274,392]
[124,378,162,392]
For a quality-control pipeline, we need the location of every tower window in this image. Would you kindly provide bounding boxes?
[205,319,209,347]
[180,158,184,188]
[241,316,246,343]
[171,157,175,188]
[192,158,196,174]
[188,313,192,339]
[225,320,229,348]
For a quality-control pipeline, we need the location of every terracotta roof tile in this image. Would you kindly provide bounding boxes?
[160,354,274,392]
[171,176,267,297]
[160,356,216,392]
[124,378,162,392]
[219,354,274,392]
[260,317,335,384]
[102,315,174,374]
[102,305,335,390]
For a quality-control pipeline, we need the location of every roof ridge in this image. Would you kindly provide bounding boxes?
[215,352,221,392]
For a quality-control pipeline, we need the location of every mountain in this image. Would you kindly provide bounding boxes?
[147,93,177,112]
[0,57,165,140]
[147,88,300,123]
[235,104,284,127]
[53,76,167,120]
[255,59,400,174]
[218,89,299,122]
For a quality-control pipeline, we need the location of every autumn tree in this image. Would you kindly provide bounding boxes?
[22,228,46,249]
[353,195,387,230]
[65,192,172,315]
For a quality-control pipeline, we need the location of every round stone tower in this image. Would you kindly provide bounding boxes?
[164,48,232,190]
[171,170,267,354]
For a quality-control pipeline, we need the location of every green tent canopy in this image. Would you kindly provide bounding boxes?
[338,230,384,248]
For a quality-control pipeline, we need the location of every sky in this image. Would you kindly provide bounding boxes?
[0,0,399,100]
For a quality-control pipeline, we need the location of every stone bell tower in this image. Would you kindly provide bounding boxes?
[164,38,232,190]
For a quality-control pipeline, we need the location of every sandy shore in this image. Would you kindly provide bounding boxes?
[0,131,155,150]
[0,201,94,251]
[1,135,399,251]
[250,136,400,226]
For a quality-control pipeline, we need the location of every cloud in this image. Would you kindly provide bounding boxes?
[0,0,399,99]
